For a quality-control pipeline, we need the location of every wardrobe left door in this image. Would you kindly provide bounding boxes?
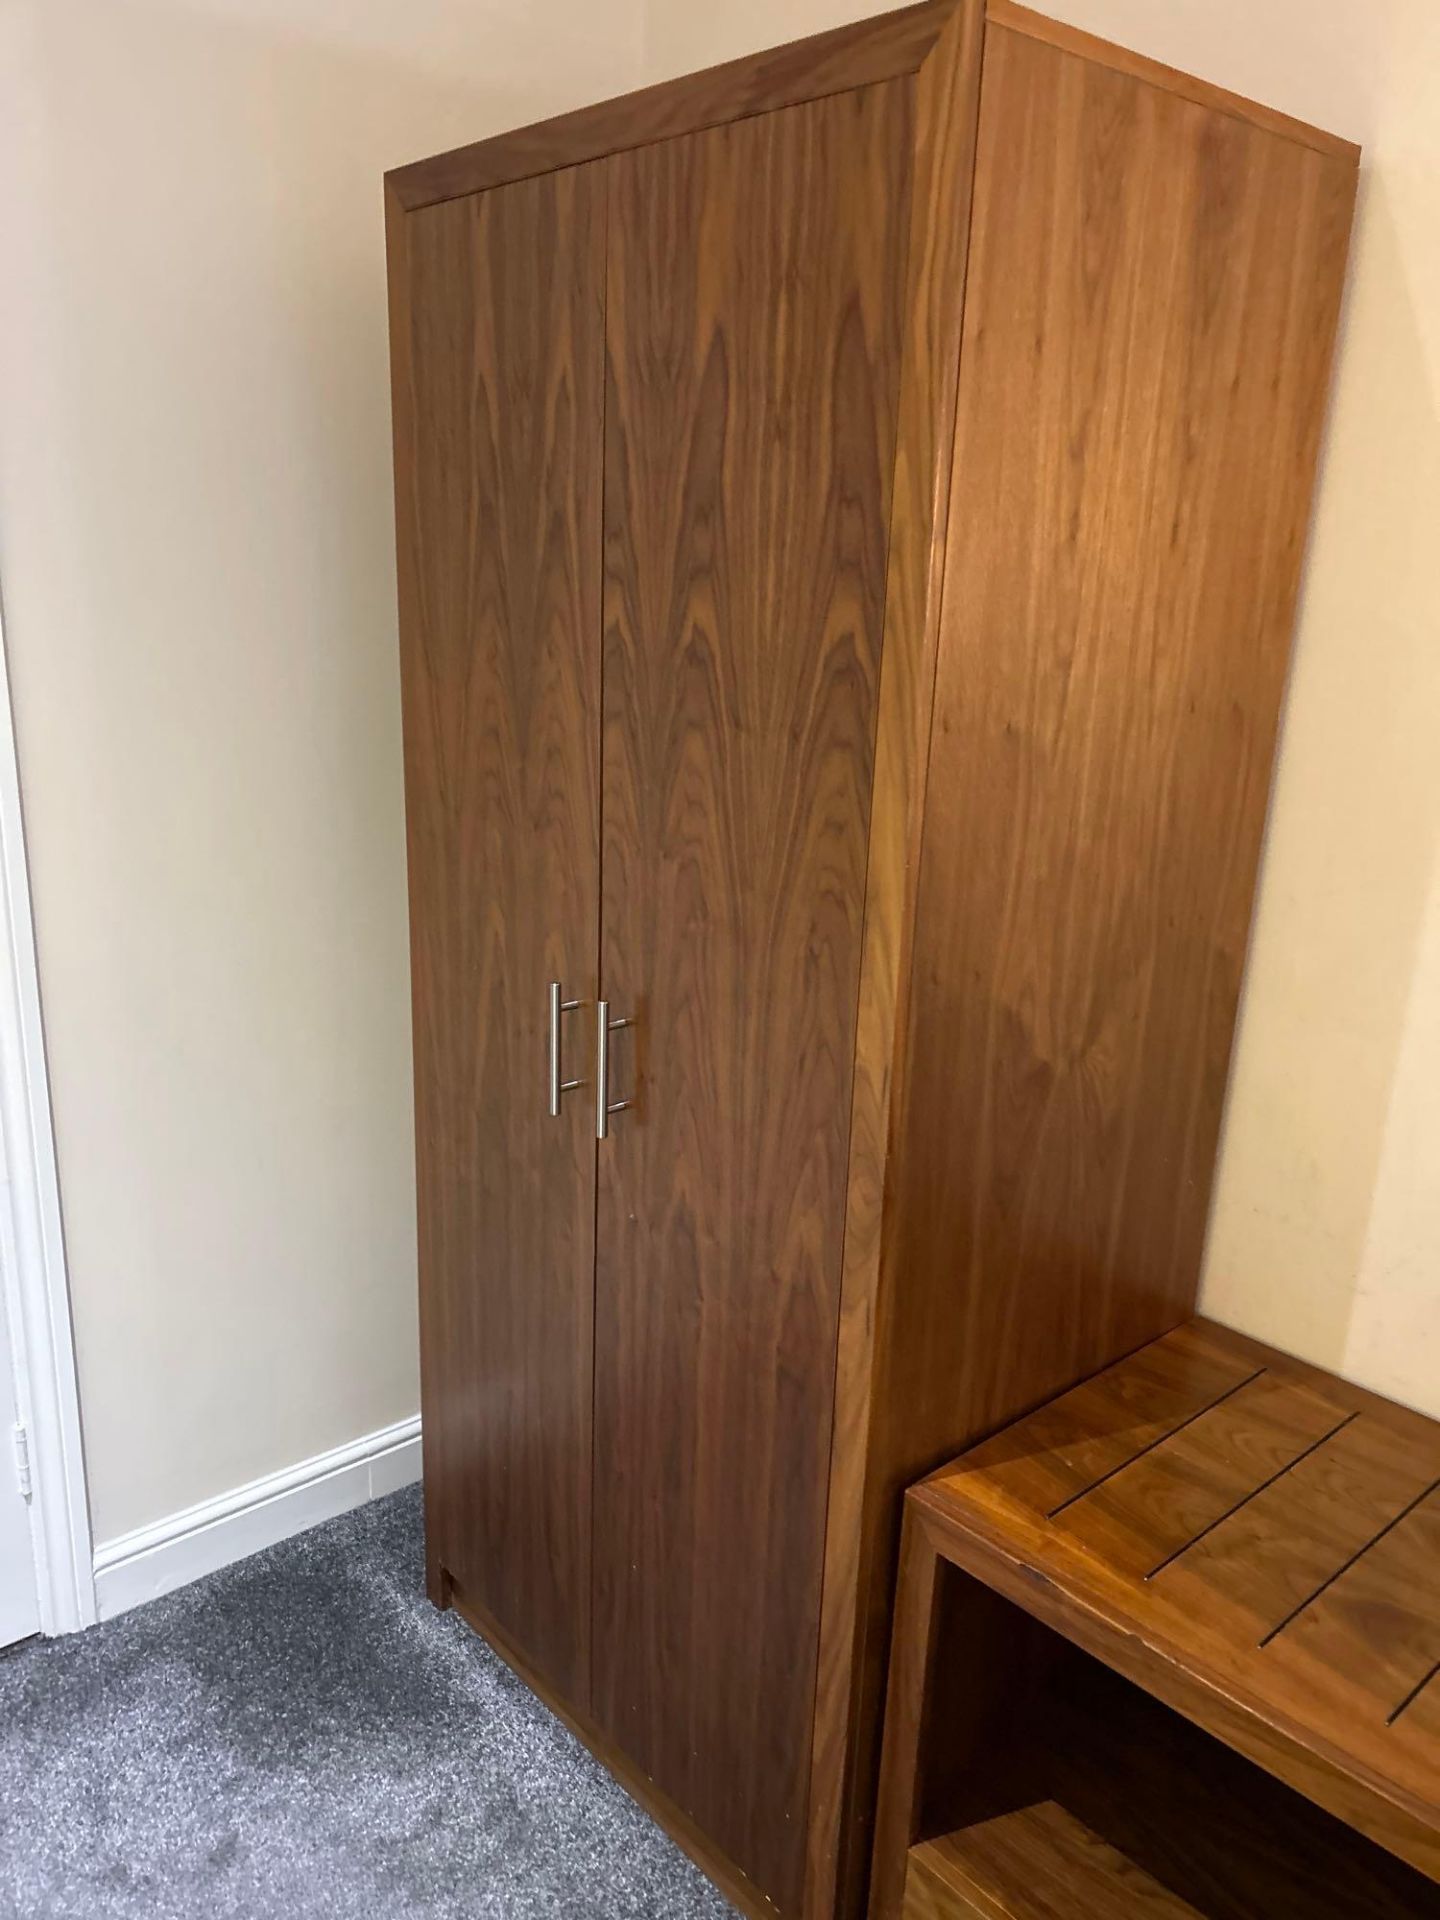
[389,163,606,1708]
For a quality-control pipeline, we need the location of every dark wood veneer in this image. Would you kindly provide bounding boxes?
[448,1575,778,1920]
[387,2,948,211]
[388,166,605,1706]
[843,27,1358,1901]
[988,0,1360,157]
[806,7,986,1914]
[386,7,1360,1915]
[593,81,913,1911]
[874,1322,1440,1914]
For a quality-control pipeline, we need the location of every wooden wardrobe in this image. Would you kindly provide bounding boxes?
[384,5,1357,1915]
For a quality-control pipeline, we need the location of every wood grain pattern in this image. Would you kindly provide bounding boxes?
[855,34,1359,1844]
[964,1318,1261,1516]
[1054,1370,1351,1577]
[986,1,1360,160]
[447,1574,777,1920]
[591,82,913,1913]
[805,11,985,1919]
[1399,1669,1440,1757]
[1269,1490,1440,1722]
[1161,1413,1440,1645]
[1040,1656,1438,1920]
[869,1510,951,1918]
[903,1804,1205,1920]
[891,14,1359,1459]
[831,23,1358,1908]
[909,1322,1440,1883]
[872,1329,1440,1918]
[386,1,955,211]
[883,1567,1440,1919]
[386,12,1362,1915]
[388,168,604,1706]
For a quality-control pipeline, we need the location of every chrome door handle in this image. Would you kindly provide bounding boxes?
[548,981,585,1118]
[595,1001,633,1140]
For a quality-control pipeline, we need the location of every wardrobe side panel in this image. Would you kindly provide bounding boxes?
[807,8,987,1917]
[594,80,913,1913]
[857,13,1357,1887]
[389,169,605,1707]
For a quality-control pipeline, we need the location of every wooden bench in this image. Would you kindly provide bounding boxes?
[870,1319,1440,1918]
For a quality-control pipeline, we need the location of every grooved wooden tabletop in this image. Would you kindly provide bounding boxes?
[914,1319,1440,1884]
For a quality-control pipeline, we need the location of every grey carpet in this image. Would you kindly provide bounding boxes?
[0,1487,734,1919]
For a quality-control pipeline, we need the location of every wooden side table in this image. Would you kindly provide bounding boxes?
[870,1319,1440,1918]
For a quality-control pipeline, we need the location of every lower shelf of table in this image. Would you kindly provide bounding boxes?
[902,1570,1438,1920]
[904,1802,1202,1919]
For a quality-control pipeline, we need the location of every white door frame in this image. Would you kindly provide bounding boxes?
[0,598,94,1635]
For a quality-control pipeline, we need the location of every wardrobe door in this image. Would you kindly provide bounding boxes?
[391,166,604,1706]
[594,86,912,1908]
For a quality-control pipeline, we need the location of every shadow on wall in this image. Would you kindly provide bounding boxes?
[1202,161,1440,1417]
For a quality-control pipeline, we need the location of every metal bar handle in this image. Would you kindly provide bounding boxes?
[595,1001,633,1140]
[547,981,584,1118]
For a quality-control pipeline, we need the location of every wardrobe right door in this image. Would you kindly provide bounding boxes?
[592,84,913,1910]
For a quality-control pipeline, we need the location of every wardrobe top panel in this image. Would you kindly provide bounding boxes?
[385,0,1357,215]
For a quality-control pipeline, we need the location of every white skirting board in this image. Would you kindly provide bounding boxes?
[91,1415,422,1621]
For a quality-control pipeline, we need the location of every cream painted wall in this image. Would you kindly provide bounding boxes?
[0,0,645,1542]
[646,0,1440,1417]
